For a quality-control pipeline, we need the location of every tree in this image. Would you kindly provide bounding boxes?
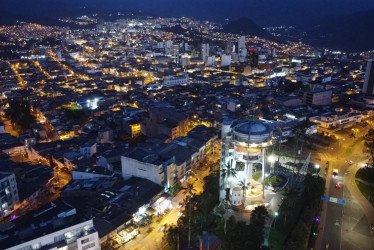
[304,174,325,209]
[63,108,89,126]
[220,159,237,196]
[239,179,250,205]
[292,120,309,159]
[364,128,374,163]
[280,187,299,223]
[5,100,36,134]
[182,182,196,248]
[248,205,269,250]
[164,226,182,250]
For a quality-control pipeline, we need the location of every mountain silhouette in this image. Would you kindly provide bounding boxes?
[222,17,280,42]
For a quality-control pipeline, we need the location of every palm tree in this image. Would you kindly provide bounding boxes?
[182,182,196,248]
[239,179,250,205]
[220,159,237,197]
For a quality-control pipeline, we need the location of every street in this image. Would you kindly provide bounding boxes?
[316,126,374,250]
[122,154,220,250]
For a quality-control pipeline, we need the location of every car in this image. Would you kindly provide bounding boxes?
[332,169,339,177]
[335,183,342,189]
[349,160,353,165]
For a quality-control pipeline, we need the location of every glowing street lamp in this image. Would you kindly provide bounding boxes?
[274,211,279,228]
[315,164,320,175]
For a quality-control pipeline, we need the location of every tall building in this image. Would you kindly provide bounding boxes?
[363,60,374,95]
[299,87,332,106]
[221,54,232,67]
[248,48,259,68]
[201,43,210,62]
[238,36,246,50]
[0,171,19,216]
[238,48,247,63]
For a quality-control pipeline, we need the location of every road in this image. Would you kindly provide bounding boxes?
[316,127,374,250]
[122,154,219,250]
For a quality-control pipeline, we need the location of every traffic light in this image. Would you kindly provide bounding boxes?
[313,232,317,236]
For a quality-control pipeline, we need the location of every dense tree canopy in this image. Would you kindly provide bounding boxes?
[5,100,36,134]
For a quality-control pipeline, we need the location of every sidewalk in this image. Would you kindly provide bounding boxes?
[345,164,374,247]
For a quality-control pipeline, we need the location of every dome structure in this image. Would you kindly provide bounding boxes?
[232,120,274,144]
[235,121,268,134]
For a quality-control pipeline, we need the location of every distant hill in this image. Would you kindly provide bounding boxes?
[221,17,280,42]
[304,9,374,52]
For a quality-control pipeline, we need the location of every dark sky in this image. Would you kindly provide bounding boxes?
[1,0,374,26]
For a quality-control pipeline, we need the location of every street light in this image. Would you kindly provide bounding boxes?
[274,211,279,228]
[315,164,320,175]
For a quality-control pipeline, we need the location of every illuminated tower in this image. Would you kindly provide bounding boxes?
[220,119,276,206]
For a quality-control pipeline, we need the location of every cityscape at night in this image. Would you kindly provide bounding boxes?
[1,1,374,250]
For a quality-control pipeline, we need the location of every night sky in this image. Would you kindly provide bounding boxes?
[1,0,374,25]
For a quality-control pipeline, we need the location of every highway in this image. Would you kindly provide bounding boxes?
[316,127,374,250]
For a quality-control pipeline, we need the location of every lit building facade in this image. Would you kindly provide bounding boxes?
[220,119,276,206]
[0,172,19,216]
[7,219,100,250]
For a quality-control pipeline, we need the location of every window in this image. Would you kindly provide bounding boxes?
[82,242,95,250]
[81,238,90,244]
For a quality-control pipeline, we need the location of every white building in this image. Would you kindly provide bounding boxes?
[165,40,173,50]
[238,48,247,63]
[206,56,216,67]
[121,151,177,188]
[221,54,232,67]
[0,172,19,216]
[80,142,97,158]
[238,36,246,50]
[309,112,362,134]
[220,119,276,206]
[7,219,100,250]
[201,43,210,62]
[162,73,189,88]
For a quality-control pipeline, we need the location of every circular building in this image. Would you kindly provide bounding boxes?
[220,119,276,206]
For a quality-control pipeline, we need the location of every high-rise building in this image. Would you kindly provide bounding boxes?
[221,54,232,67]
[201,43,210,62]
[238,48,247,63]
[248,48,259,68]
[238,36,246,50]
[363,60,374,95]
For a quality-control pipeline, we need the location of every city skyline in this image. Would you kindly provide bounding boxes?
[0,3,374,250]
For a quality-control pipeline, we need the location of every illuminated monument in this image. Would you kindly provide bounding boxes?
[220,119,277,207]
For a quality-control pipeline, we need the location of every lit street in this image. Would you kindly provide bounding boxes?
[122,154,219,250]
[315,127,374,250]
